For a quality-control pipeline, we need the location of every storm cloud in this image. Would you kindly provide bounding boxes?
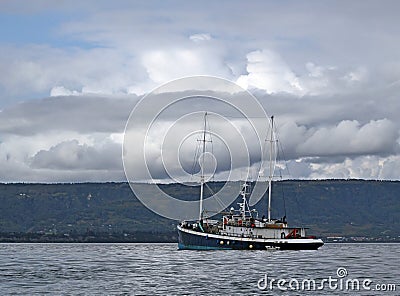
[0,1,400,181]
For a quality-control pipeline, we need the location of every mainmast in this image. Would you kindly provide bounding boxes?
[199,112,207,221]
[267,116,274,222]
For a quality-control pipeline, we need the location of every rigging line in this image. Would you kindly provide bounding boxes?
[189,131,201,182]
[245,183,253,217]
[275,130,290,177]
[201,113,268,119]
[261,126,269,217]
[273,122,303,224]
[261,123,271,177]
[206,115,215,183]
[293,183,304,227]
[274,126,304,226]
[275,140,288,218]
[276,152,287,218]
[276,146,286,217]
[281,181,287,218]
[204,183,228,210]
[221,115,270,119]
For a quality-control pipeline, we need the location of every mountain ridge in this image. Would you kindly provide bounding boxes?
[0,180,398,241]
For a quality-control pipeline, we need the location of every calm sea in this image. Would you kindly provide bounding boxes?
[0,243,398,295]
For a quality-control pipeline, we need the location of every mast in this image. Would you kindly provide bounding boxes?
[268,116,274,222]
[199,112,207,221]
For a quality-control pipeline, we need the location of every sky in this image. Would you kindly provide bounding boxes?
[0,0,400,182]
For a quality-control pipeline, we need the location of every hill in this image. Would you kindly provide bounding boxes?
[0,180,399,242]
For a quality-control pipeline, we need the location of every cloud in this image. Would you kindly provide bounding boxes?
[0,95,136,136]
[0,95,130,182]
[0,45,147,102]
[0,160,124,183]
[2,2,400,104]
[308,155,392,180]
[262,118,400,180]
[189,33,212,43]
[236,50,373,96]
[0,133,125,183]
[297,119,398,157]
[50,86,80,97]
[30,139,121,170]
[141,48,231,85]
[1,83,400,182]
[1,1,400,181]
[237,49,303,95]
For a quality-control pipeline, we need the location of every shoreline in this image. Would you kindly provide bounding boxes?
[0,234,398,244]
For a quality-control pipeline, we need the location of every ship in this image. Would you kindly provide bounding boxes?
[177,114,324,250]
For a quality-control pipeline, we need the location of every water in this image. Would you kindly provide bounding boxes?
[0,243,398,295]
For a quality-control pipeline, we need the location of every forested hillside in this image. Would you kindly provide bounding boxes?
[0,180,398,241]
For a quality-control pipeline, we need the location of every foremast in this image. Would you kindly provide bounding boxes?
[199,112,208,221]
